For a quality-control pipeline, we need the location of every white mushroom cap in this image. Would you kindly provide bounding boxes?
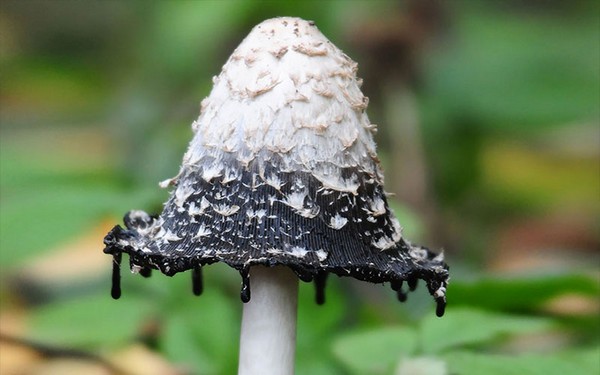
[104,17,448,316]
[182,17,381,194]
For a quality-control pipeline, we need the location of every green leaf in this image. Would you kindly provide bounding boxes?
[424,4,600,131]
[557,347,600,375]
[332,327,418,375]
[449,274,599,311]
[297,278,346,342]
[148,0,251,77]
[296,360,343,375]
[162,312,216,375]
[443,350,597,375]
[29,293,152,348]
[162,287,240,375]
[0,185,160,267]
[420,307,554,354]
[296,280,346,375]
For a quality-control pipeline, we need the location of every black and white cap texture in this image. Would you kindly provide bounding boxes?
[104,17,449,316]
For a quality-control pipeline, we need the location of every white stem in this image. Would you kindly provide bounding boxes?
[238,266,299,375]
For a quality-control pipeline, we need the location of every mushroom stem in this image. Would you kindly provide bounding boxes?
[238,266,298,375]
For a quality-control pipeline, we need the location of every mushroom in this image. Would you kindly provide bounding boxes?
[103,17,449,375]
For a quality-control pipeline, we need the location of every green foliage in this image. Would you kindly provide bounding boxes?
[162,314,217,374]
[332,327,418,374]
[423,3,599,132]
[26,271,598,374]
[332,275,600,375]
[1,1,598,375]
[443,351,597,375]
[29,293,153,347]
[420,3,599,206]
[160,288,240,375]
[450,274,600,311]
[419,308,554,354]
[0,140,162,266]
[296,279,348,375]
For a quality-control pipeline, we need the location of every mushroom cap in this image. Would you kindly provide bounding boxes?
[104,17,448,315]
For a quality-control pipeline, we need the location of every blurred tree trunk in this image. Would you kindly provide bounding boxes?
[347,0,448,247]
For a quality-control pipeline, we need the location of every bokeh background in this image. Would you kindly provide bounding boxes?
[0,1,598,374]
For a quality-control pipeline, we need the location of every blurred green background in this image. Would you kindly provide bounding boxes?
[0,1,598,374]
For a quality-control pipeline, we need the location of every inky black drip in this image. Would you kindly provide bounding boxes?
[240,269,251,303]
[103,157,449,314]
[314,272,328,305]
[140,267,152,278]
[407,276,418,291]
[436,298,446,317]
[391,280,403,291]
[111,253,122,300]
[391,280,407,301]
[396,289,407,302]
[192,266,203,296]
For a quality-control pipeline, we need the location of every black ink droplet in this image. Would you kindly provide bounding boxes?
[407,276,418,291]
[111,254,122,299]
[314,272,328,305]
[192,266,203,296]
[436,298,446,317]
[140,267,152,278]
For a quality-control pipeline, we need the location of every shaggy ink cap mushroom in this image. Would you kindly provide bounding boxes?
[104,17,449,317]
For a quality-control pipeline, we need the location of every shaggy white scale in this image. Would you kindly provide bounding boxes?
[104,17,448,317]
